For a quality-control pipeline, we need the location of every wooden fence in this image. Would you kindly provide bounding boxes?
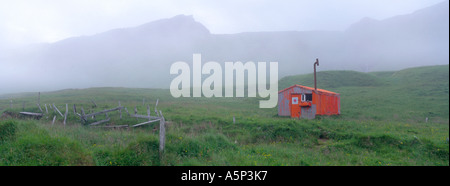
[13,92,166,153]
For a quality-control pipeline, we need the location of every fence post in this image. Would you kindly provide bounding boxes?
[154,99,159,116]
[80,107,86,123]
[159,110,166,156]
[124,107,130,116]
[147,105,150,121]
[52,115,56,125]
[45,104,48,118]
[64,104,68,126]
[119,101,122,119]
[37,104,43,113]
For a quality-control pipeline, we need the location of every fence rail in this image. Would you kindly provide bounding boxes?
[6,92,167,152]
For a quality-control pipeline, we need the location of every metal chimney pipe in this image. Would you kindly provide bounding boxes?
[314,58,319,91]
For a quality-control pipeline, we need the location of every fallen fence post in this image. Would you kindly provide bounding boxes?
[131,119,160,127]
[89,118,111,126]
[52,103,64,117]
[124,107,130,116]
[20,112,43,117]
[37,103,43,113]
[52,115,56,125]
[80,107,87,123]
[84,106,124,118]
[73,104,77,114]
[130,114,160,120]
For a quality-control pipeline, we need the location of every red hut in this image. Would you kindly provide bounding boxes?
[278,84,340,119]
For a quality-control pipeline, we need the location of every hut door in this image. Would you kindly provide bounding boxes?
[290,94,301,118]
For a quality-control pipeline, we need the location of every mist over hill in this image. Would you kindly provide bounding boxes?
[0,1,448,94]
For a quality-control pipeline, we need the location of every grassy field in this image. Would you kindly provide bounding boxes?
[0,65,448,166]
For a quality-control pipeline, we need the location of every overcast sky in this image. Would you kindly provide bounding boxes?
[0,0,446,49]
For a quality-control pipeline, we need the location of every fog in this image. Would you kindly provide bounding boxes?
[0,0,449,95]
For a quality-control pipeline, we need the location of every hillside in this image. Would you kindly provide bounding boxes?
[0,65,448,166]
[1,65,449,121]
[279,70,385,90]
[279,65,449,92]
[1,1,448,94]
[278,65,449,121]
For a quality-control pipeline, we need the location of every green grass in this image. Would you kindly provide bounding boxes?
[0,65,448,166]
[279,70,385,89]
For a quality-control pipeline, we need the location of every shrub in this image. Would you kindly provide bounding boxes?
[355,134,399,149]
[0,120,17,142]
[110,135,160,166]
[167,133,236,159]
[3,134,93,166]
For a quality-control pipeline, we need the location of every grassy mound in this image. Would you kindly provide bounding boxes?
[0,120,93,166]
[279,70,384,90]
[0,120,17,142]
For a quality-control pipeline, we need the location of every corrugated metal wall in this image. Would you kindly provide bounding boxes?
[278,85,340,117]
[301,104,316,119]
[315,93,340,115]
[278,86,312,116]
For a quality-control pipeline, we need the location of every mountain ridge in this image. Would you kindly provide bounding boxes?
[0,2,448,94]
